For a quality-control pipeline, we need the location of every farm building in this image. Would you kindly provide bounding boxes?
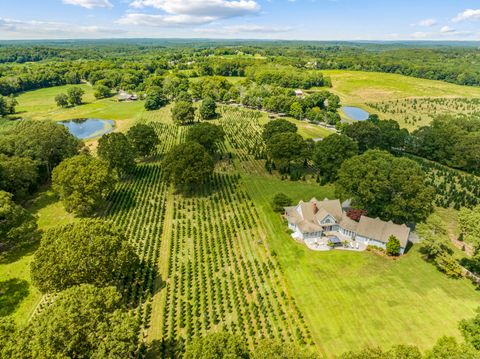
[285,198,410,254]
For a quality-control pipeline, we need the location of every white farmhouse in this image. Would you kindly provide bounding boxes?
[284,198,410,254]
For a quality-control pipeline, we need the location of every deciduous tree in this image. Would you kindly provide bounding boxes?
[163,142,213,191]
[52,154,117,216]
[186,122,225,154]
[31,219,139,293]
[171,100,195,125]
[98,132,136,176]
[127,124,160,157]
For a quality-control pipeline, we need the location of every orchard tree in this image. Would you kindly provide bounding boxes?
[313,134,358,182]
[66,87,85,106]
[98,132,136,176]
[127,124,160,157]
[183,332,249,359]
[199,96,217,120]
[93,84,111,99]
[386,235,401,256]
[52,154,117,216]
[172,100,195,125]
[262,119,298,142]
[336,150,435,223]
[163,142,213,191]
[0,191,38,252]
[186,122,225,154]
[55,93,69,108]
[3,285,139,358]
[271,193,293,212]
[31,219,139,293]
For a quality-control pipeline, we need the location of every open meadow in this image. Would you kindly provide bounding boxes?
[320,70,480,129]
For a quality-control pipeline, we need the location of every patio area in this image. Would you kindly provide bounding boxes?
[298,231,367,253]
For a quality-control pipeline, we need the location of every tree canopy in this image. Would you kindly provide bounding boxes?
[31,219,139,293]
[266,132,306,170]
[162,142,214,191]
[336,150,435,223]
[183,332,249,359]
[127,124,160,157]
[186,122,225,154]
[98,132,136,176]
[0,154,38,200]
[144,86,169,111]
[2,285,139,359]
[313,134,358,182]
[52,154,117,216]
[262,119,298,142]
[0,120,81,177]
[0,190,38,252]
[199,96,217,120]
[172,100,195,125]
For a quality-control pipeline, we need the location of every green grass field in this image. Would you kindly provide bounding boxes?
[319,70,480,130]
[245,174,480,357]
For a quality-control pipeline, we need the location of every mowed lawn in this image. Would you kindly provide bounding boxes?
[244,174,480,357]
[322,70,480,105]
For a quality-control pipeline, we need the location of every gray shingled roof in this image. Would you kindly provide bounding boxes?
[356,217,410,248]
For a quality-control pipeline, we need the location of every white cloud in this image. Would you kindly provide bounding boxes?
[411,31,428,39]
[117,13,216,26]
[123,0,260,26]
[453,9,480,22]
[418,18,437,27]
[62,0,113,9]
[0,17,123,38]
[440,26,455,33]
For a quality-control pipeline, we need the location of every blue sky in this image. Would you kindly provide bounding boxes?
[0,0,479,40]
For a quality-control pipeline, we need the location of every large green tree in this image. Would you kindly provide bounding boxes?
[186,122,225,154]
[98,132,136,176]
[144,86,169,111]
[0,154,38,200]
[336,150,435,223]
[183,332,249,359]
[262,119,298,142]
[66,87,85,106]
[2,285,139,358]
[266,132,305,169]
[343,121,379,153]
[55,93,69,108]
[163,142,214,191]
[313,134,358,182]
[0,191,38,251]
[459,308,480,351]
[52,154,117,216]
[199,96,217,120]
[93,84,111,99]
[31,219,139,293]
[424,336,478,359]
[172,100,195,125]
[0,120,81,176]
[127,124,160,157]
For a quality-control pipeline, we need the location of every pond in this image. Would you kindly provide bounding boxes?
[58,119,115,139]
[342,106,370,121]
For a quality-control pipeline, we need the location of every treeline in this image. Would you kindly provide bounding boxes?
[246,65,330,89]
[408,115,480,174]
[2,41,480,87]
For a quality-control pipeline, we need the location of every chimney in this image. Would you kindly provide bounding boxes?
[313,202,319,215]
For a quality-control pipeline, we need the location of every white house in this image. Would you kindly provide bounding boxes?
[284,198,410,254]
